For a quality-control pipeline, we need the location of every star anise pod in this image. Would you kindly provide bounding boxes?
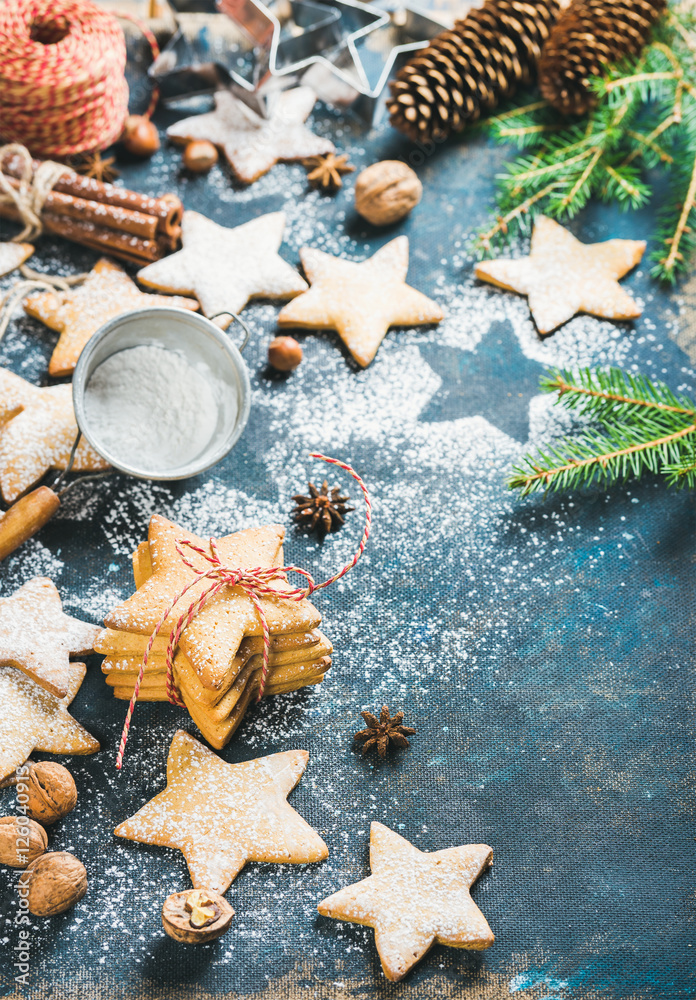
[354,705,416,759]
[304,153,355,193]
[292,480,354,534]
[71,151,119,184]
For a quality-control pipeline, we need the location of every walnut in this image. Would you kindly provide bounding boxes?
[0,816,47,868]
[354,161,423,226]
[24,762,77,825]
[18,852,87,915]
[162,888,235,944]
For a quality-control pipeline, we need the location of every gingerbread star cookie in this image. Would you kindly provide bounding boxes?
[23,257,198,377]
[277,236,444,367]
[167,87,334,184]
[0,367,109,503]
[0,242,33,277]
[104,516,321,691]
[0,578,102,698]
[318,822,494,981]
[0,664,100,781]
[475,216,645,335]
[115,730,328,892]
[137,211,307,319]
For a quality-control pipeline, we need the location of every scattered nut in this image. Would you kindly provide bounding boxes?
[121,115,160,158]
[18,852,87,916]
[354,160,422,226]
[162,888,234,944]
[268,335,303,372]
[0,816,47,868]
[24,762,77,825]
[183,140,218,173]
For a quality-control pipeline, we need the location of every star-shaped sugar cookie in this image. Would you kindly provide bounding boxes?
[0,664,100,781]
[167,87,334,184]
[0,367,109,503]
[318,822,494,981]
[0,578,102,698]
[23,257,198,377]
[115,730,328,892]
[277,236,444,367]
[137,211,307,319]
[475,216,645,335]
[104,516,322,691]
[0,242,33,277]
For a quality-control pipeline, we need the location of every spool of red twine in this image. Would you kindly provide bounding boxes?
[0,0,130,158]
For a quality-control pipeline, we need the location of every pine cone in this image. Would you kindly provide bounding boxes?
[388,0,563,145]
[538,0,666,116]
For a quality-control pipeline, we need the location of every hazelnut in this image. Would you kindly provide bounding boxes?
[121,115,160,158]
[18,851,87,915]
[268,335,303,372]
[162,888,234,944]
[183,140,218,173]
[23,762,77,825]
[354,160,422,226]
[0,816,47,868]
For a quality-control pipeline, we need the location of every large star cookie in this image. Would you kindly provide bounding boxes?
[318,822,494,981]
[0,664,100,781]
[277,236,444,367]
[0,367,109,503]
[115,729,328,892]
[104,516,321,691]
[167,87,334,184]
[137,211,307,319]
[475,216,645,335]
[23,258,198,377]
[0,578,102,698]
[0,242,33,277]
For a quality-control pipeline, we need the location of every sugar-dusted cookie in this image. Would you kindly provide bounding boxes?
[0,578,102,698]
[137,211,307,318]
[0,367,109,503]
[114,730,328,893]
[475,216,646,335]
[167,87,334,184]
[0,664,100,781]
[277,236,444,368]
[0,242,33,277]
[318,822,494,981]
[23,258,198,378]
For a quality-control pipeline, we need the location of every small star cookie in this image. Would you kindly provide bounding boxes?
[114,729,328,893]
[0,367,109,503]
[475,216,645,335]
[277,236,444,367]
[167,87,334,184]
[137,211,307,319]
[24,257,198,378]
[0,242,33,277]
[0,578,102,698]
[0,664,100,781]
[318,822,494,981]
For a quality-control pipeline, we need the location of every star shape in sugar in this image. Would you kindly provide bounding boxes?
[277,237,444,367]
[0,664,100,781]
[115,730,328,892]
[137,211,307,319]
[475,216,645,335]
[167,87,334,184]
[0,367,109,503]
[0,241,33,277]
[318,822,494,982]
[23,257,198,378]
[0,578,102,698]
[104,516,321,692]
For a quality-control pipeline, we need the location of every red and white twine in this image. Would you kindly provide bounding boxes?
[116,455,372,769]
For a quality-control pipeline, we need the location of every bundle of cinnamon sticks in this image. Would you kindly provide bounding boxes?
[0,154,183,266]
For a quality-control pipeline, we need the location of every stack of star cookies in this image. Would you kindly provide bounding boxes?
[96,515,332,749]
